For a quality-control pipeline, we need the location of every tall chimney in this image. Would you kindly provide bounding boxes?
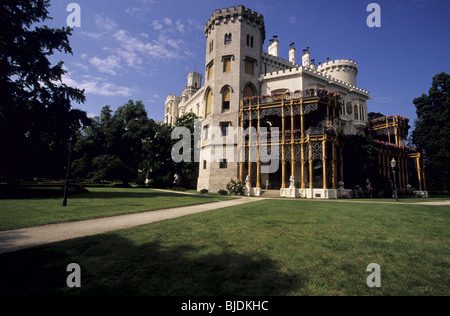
[268,35,279,57]
[302,47,310,67]
[289,42,296,64]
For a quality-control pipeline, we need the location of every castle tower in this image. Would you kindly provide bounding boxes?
[187,72,202,91]
[197,6,266,192]
[182,72,202,102]
[316,59,359,86]
[164,95,181,126]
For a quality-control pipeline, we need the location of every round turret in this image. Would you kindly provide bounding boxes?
[316,59,358,86]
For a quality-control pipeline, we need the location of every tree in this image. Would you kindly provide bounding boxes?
[412,72,450,191]
[72,101,152,185]
[0,0,88,181]
[368,112,385,121]
[142,122,176,188]
[173,113,200,188]
[343,134,379,189]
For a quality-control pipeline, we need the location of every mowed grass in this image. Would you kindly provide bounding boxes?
[0,199,448,296]
[0,187,232,231]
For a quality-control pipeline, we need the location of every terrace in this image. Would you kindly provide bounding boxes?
[239,88,344,197]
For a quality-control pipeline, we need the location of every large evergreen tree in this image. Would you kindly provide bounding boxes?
[0,0,88,181]
[412,72,450,191]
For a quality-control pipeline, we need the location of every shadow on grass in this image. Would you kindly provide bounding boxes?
[0,234,303,296]
[0,185,213,200]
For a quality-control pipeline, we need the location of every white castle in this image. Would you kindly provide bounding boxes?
[164,6,373,197]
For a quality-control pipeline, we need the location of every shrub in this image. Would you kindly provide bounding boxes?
[218,189,228,195]
[200,189,208,194]
[226,179,244,196]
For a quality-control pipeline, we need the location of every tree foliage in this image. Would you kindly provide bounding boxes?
[368,112,385,121]
[72,101,153,185]
[0,0,88,181]
[173,112,200,188]
[343,134,378,188]
[412,72,450,190]
[72,103,200,188]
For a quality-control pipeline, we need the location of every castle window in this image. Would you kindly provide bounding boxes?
[220,122,231,136]
[204,125,209,139]
[224,33,232,45]
[223,56,232,73]
[219,159,228,169]
[203,160,207,169]
[243,84,256,98]
[209,40,214,53]
[206,89,212,116]
[245,57,255,75]
[247,35,254,47]
[207,62,213,80]
[222,87,231,112]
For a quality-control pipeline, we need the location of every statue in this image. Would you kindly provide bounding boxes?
[245,175,250,188]
[366,178,373,198]
[289,176,295,188]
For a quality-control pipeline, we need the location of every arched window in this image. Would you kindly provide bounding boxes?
[222,87,231,112]
[354,104,359,120]
[205,89,212,116]
[243,84,256,99]
[224,33,232,45]
[206,62,213,80]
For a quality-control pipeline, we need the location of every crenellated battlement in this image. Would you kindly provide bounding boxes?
[165,95,182,104]
[259,65,369,96]
[262,52,296,66]
[316,59,359,86]
[204,5,265,40]
[317,59,358,74]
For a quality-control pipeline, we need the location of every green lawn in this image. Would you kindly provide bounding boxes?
[0,187,232,231]
[0,199,448,296]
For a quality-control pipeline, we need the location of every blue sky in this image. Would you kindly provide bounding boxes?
[46,0,450,125]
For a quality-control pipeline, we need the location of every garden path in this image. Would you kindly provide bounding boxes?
[0,196,260,255]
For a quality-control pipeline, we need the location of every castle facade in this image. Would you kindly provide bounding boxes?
[165,6,427,198]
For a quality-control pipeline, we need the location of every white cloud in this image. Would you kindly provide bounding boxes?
[89,55,122,75]
[95,14,118,32]
[113,29,185,61]
[73,62,89,71]
[163,17,172,25]
[176,20,185,33]
[74,13,193,79]
[151,20,163,30]
[126,0,156,19]
[116,49,142,69]
[62,74,134,98]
